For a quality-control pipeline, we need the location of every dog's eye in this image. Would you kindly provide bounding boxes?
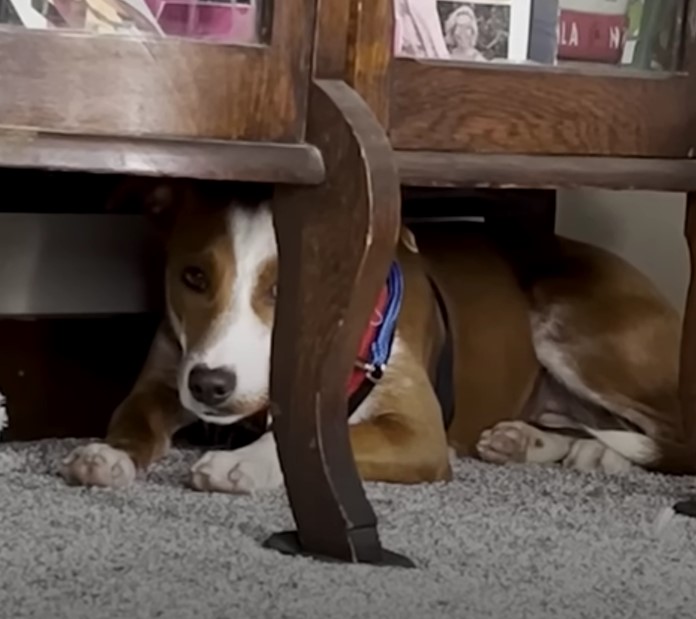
[181,266,209,293]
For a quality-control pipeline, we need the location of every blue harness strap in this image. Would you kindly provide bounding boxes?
[348,262,403,412]
[364,262,404,380]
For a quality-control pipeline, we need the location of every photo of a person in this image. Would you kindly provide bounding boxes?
[443,4,486,61]
[437,1,511,61]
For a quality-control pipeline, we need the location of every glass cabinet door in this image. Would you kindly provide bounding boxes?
[395,0,687,73]
[0,0,314,142]
[0,0,271,44]
[390,0,696,157]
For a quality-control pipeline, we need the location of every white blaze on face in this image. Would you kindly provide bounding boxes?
[177,204,277,423]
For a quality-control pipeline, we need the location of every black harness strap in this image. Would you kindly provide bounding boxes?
[429,277,455,431]
[348,376,379,417]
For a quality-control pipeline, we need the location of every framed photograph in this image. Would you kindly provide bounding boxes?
[395,0,533,62]
[436,0,533,62]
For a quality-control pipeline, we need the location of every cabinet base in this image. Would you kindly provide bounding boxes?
[263,531,415,568]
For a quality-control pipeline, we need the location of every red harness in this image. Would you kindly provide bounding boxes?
[346,284,389,405]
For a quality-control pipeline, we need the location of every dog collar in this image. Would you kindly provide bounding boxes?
[347,262,404,416]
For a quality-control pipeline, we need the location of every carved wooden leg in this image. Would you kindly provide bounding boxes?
[264,79,410,566]
[672,194,696,518]
[680,193,696,441]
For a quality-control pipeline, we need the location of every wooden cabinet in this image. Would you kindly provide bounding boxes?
[0,0,322,182]
[342,0,696,190]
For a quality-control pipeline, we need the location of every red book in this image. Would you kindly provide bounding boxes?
[557,8,628,63]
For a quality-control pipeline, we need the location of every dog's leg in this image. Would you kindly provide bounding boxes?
[476,421,633,474]
[189,407,451,494]
[189,340,452,493]
[348,414,451,483]
[348,342,452,484]
[190,430,283,494]
[562,438,632,474]
[61,327,192,488]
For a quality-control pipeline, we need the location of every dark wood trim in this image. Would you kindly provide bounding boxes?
[344,0,394,125]
[683,0,696,146]
[313,0,351,78]
[313,0,393,126]
[390,58,693,156]
[681,192,696,440]
[269,80,402,562]
[397,151,696,192]
[0,130,325,184]
[0,0,315,142]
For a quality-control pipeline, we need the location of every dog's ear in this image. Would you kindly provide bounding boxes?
[106,177,186,233]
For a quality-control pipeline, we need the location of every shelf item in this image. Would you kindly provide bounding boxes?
[558,0,631,64]
[395,0,532,63]
[0,0,263,42]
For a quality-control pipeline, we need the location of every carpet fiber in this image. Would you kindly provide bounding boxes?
[1,439,696,619]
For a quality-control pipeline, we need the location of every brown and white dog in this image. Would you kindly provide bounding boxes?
[61,182,694,492]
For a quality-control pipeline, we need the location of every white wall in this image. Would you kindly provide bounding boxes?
[557,189,689,311]
[0,193,688,316]
[0,214,154,315]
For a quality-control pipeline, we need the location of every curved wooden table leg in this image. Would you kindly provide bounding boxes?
[680,193,696,441]
[263,79,410,566]
[672,193,696,518]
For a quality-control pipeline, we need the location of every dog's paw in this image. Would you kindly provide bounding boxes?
[60,443,136,488]
[476,421,530,464]
[563,439,632,474]
[476,420,572,465]
[190,448,283,494]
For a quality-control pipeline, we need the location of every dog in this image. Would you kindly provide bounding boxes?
[61,181,694,492]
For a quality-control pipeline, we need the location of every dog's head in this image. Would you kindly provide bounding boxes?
[118,179,278,425]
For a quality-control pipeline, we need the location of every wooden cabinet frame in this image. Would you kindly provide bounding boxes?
[347,0,696,162]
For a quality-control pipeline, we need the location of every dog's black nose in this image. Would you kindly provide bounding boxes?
[188,365,236,407]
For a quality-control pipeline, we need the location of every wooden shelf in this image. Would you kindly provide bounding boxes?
[397,151,696,193]
[0,129,326,185]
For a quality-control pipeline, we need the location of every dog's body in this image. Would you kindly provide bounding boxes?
[62,185,694,491]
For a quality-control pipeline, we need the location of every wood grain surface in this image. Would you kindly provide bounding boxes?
[313,0,351,78]
[397,151,696,191]
[270,79,400,561]
[345,0,394,125]
[681,192,696,440]
[390,59,693,156]
[0,0,315,141]
[0,130,325,184]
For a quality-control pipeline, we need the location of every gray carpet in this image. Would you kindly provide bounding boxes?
[1,440,696,619]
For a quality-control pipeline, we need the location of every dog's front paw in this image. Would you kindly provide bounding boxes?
[60,443,136,488]
[190,448,283,494]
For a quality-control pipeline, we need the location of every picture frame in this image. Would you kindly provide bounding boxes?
[395,0,533,63]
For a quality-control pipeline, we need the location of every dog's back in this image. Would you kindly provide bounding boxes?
[414,227,691,473]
